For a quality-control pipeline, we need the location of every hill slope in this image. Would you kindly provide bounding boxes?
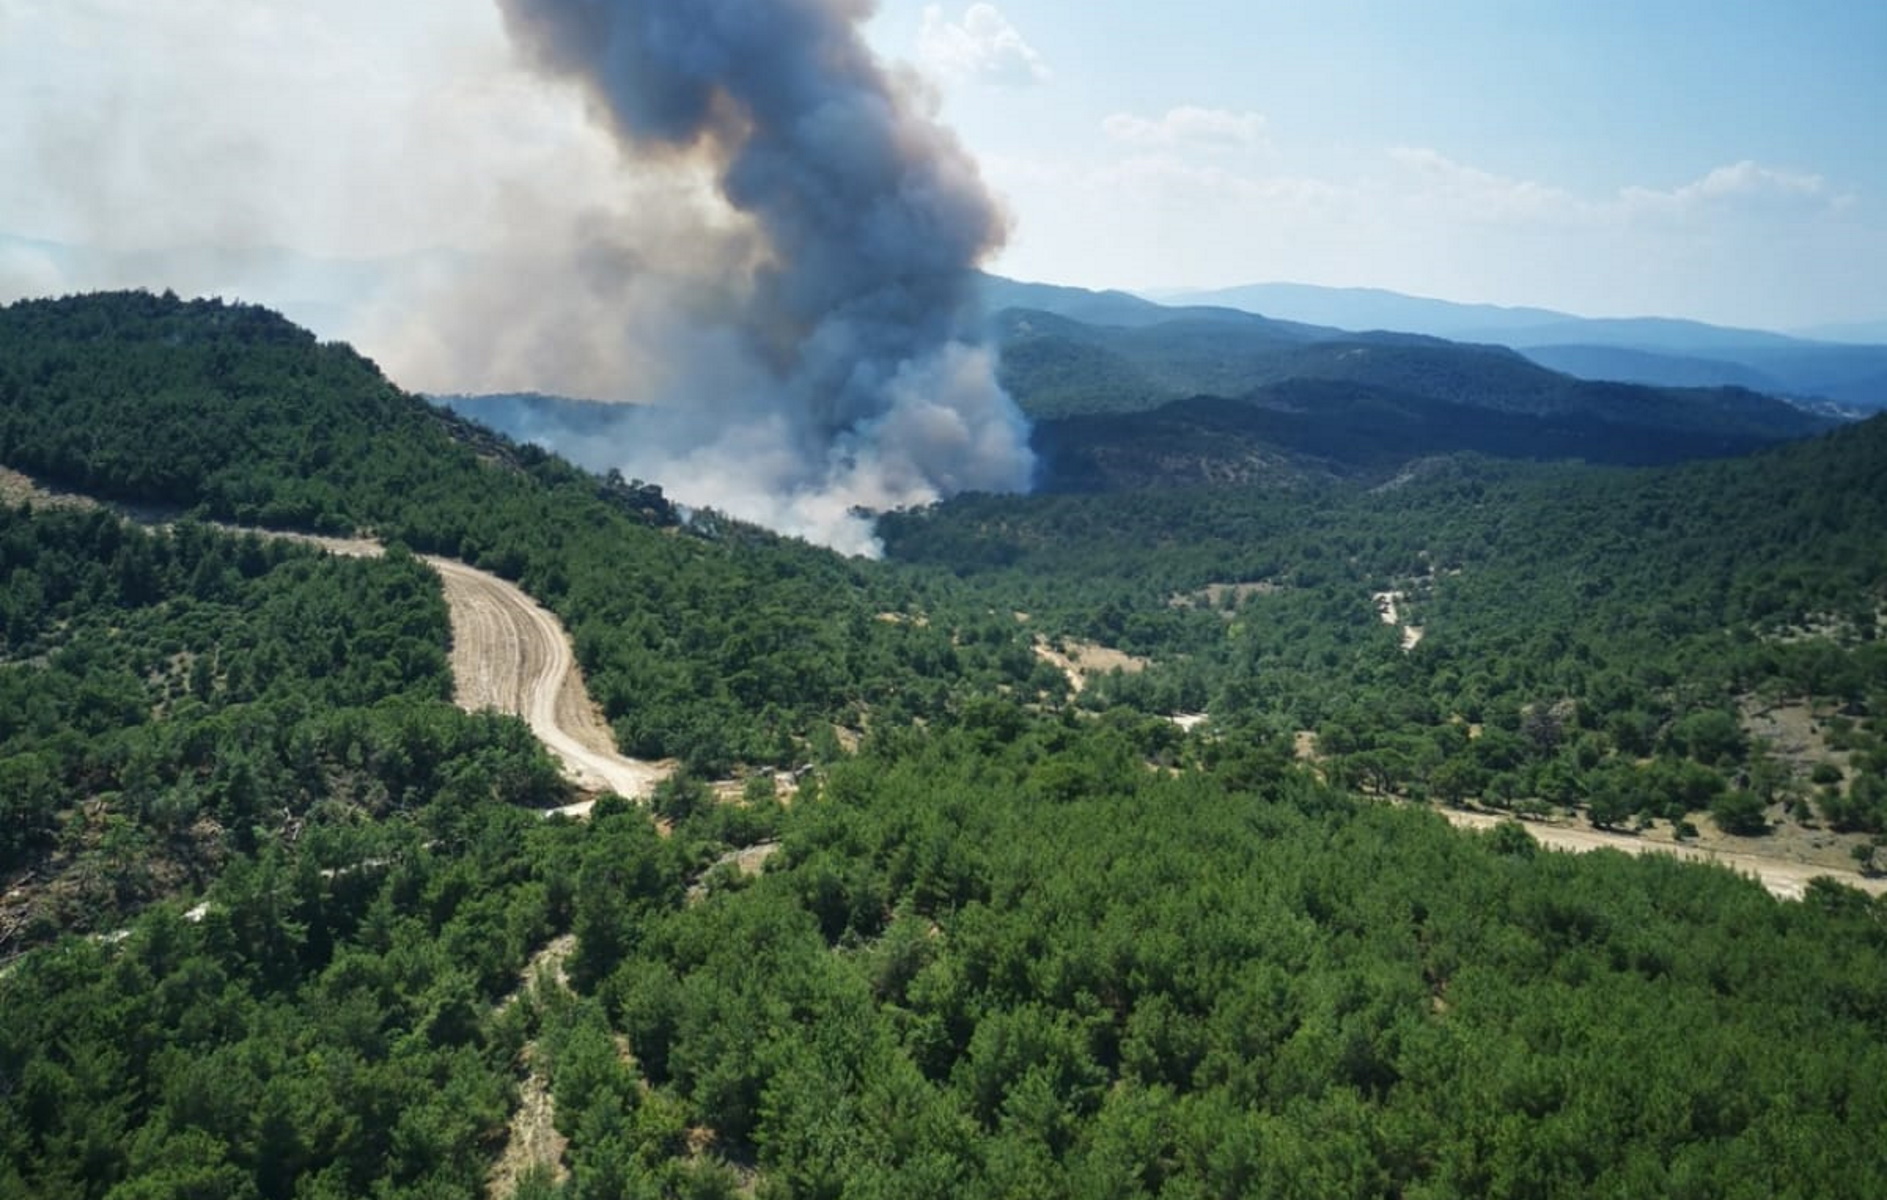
[887,410,1887,835]
[0,292,1045,771]
[987,301,1831,487]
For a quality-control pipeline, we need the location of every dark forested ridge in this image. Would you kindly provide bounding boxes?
[992,304,1830,429]
[4,291,1887,1198]
[1153,278,1887,412]
[1030,383,1796,493]
[988,302,1834,486]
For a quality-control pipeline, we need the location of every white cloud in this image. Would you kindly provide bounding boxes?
[1102,106,1269,150]
[919,4,1049,86]
[1389,147,1586,223]
[1620,160,1847,215]
[980,124,1885,328]
[1093,154,1344,212]
[1391,148,1852,228]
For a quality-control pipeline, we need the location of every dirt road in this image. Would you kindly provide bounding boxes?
[422,557,667,804]
[1437,808,1886,901]
[263,532,665,805]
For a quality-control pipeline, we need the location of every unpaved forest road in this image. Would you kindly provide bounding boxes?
[423,557,667,805]
[403,535,1887,894]
[1438,808,1887,901]
[278,534,666,807]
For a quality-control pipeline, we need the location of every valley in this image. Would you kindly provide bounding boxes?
[14,459,1876,913]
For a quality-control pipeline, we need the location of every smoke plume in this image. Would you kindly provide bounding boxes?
[490,0,1034,554]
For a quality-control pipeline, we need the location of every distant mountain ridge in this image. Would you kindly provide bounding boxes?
[1150,280,1887,411]
[993,305,1822,430]
[960,274,1836,490]
[1145,281,1575,341]
[444,286,1836,496]
[973,273,1335,339]
[11,232,1875,409]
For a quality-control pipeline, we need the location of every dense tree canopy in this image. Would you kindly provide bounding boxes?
[3,292,1885,1197]
[885,417,1887,831]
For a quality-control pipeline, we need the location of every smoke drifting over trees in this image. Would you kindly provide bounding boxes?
[0,1,1033,553]
[489,0,1035,554]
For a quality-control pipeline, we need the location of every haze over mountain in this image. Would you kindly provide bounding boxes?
[1801,320,1887,345]
[1157,282,1887,412]
[446,272,1834,500]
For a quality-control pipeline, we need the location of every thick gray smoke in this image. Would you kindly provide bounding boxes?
[492,0,1034,554]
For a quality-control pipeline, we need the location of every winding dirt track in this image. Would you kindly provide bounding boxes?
[423,557,668,804]
[1438,809,1886,901]
[281,534,666,806]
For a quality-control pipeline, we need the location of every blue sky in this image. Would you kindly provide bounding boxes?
[875,1,1887,328]
[0,0,1881,390]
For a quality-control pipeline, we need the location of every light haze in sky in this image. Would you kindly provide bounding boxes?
[1,0,1882,395]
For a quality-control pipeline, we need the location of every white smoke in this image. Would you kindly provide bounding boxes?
[0,1,1034,555]
[485,0,1036,554]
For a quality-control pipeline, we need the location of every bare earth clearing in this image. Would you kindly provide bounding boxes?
[0,466,98,511]
[1032,636,1150,693]
[1169,580,1282,611]
[488,934,577,1200]
[1372,590,1425,652]
[1742,698,1852,779]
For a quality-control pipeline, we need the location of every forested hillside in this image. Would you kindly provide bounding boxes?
[991,303,1829,443]
[0,292,1045,773]
[886,415,1887,838]
[545,723,1887,1198]
[4,292,1886,1198]
[0,498,603,1195]
[0,496,578,928]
